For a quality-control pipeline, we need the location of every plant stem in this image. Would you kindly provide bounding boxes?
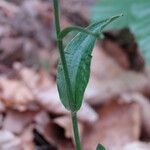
[72,112,81,150]
[53,0,74,109]
[53,1,82,150]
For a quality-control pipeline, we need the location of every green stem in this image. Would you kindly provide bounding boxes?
[53,0,74,109]
[72,112,81,150]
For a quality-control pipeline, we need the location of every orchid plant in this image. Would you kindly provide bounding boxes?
[53,0,121,149]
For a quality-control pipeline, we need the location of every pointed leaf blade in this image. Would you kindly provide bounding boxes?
[96,144,105,150]
[57,15,121,111]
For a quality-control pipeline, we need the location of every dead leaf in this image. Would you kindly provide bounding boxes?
[85,71,150,105]
[0,77,34,111]
[78,103,98,124]
[0,126,34,150]
[54,115,83,141]
[123,142,150,150]
[34,111,50,134]
[44,121,74,150]
[0,25,14,38]
[36,86,68,115]
[0,130,21,150]
[16,64,54,91]
[3,110,37,134]
[0,1,19,17]
[85,46,150,105]
[20,125,34,150]
[120,93,150,137]
[103,28,145,71]
[0,101,5,112]
[90,46,123,80]
[82,101,142,150]
[61,0,95,26]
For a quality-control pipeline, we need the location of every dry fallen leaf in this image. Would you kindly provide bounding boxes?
[0,25,14,38]
[123,141,150,150]
[3,110,37,134]
[0,130,21,150]
[85,47,150,105]
[85,71,150,105]
[78,103,98,124]
[54,115,83,141]
[90,46,123,80]
[0,77,35,111]
[44,121,74,150]
[82,101,142,150]
[34,111,74,150]
[0,128,33,150]
[120,93,150,137]
[0,1,19,17]
[34,111,50,135]
[102,29,145,71]
[19,125,34,150]
[16,64,54,91]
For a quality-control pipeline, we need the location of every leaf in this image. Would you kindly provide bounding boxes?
[92,0,150,65]
[57,15,121,111]
[58,26,100,40]
[82,101,141,150]
[123,142,150,150]
[96,144,105,150]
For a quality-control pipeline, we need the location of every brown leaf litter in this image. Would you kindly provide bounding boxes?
[0,0,150,149]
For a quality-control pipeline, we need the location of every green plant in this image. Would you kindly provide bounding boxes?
[92,0,150,65]
[53,0,121,149]
[96,144,105,150]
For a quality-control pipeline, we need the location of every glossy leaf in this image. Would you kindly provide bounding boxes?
[96,144,105,150]
[57,15,121,111]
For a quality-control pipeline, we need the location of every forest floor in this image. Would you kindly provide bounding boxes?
[0,0,150,150]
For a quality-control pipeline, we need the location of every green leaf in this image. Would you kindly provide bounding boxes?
[96,144,105,150]
[91,0,150,66]
[57,15,121,112]
[58,26,100,40]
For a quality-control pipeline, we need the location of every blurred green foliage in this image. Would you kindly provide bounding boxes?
[91,0,150,66]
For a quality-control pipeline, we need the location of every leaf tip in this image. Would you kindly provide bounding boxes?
[96,144,105,150]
